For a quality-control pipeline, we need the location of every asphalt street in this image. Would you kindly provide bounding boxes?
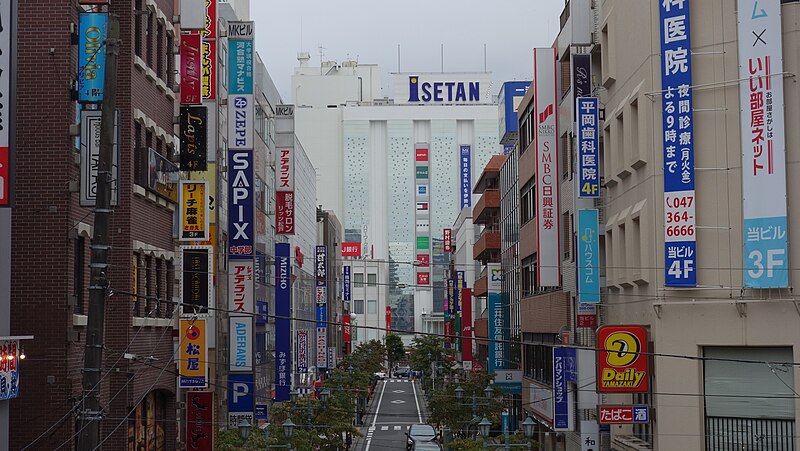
[353,378,427,451]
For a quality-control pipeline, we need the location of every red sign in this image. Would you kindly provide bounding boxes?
[294,246,304,268]
[276,191,295,235]
[0,147,8,206]
[416,254,430,267]
[416,272,430,285]
[341,242,362,257]
[415,148,428,162]
[385,306,392,332]
[443,228,452,252]
[187,391,214,450]
[598,405,650,424]
[180,33,202,104]
[597,325,649,393]
[577,314,597,328]
[343,314,351,342]
[461,288,473,362]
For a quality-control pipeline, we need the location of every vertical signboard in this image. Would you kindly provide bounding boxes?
[597,326,649,393]
[179,181,209,241]
[228,150,254,258]
[274,243,291,401]
[577,209,600,303]
[460,145,472,209]
[572,54,591,105]
[738,0,789,288]
[343,314,351,354]
[227,373,254,428]
[180,33,202,105]
[179,319,208,388]
[201,0,216,100]
[276,148,295,235]
[414,143,431,289]
[487,264,506,372]
[80,109,120,207]
[229,261,254,372]
[660,0,697,287]
[443,228,452,252]
[181,246,212,315]
[297,330,309,373]
[0,339,20,400]
[553,347,577,431]
[186,391,214,451]
[461,288,473,364]
[77,13,108,103]
[577,97,599,198]
[179,0,205,30]
[343,266,351,301]
[180,106,208,171]
[315,245,328,369]
[227,22,254,151]
[534,48,561,287]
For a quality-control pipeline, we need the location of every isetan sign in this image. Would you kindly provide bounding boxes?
[409,76,480,102]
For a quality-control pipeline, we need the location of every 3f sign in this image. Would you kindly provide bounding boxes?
[748,249,785,279]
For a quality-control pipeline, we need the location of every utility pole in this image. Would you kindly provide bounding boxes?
[77,15,119,451]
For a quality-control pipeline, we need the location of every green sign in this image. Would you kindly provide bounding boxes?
[416,166,429,179]
[416,236,430,250]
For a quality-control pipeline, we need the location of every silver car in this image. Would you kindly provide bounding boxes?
[406,424,439,451]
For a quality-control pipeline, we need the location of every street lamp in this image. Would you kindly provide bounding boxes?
[283,418,295,441]
[320,388,331,403]
[454,385,464,401]
[238,418,251,443]
[290,389,299,405]
[522,417,535,441]
[484,384,494,399]
[478,414,536,450]
[479,417,491,440]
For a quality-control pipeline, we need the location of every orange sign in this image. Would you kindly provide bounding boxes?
[179,319,207,388]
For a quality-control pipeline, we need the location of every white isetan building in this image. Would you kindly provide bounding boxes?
[590,1,800,450]
[292,59,501,341]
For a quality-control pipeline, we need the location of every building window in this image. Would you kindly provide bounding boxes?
[133,253,142,316]
[165,260,174,314]
[522,333,557,385]
[353,273,364,288]
[146,11,154,68]
[633,393,652,443]
[367,299,377,314]
[520,181,535,225]
[521,256,535,297]
[561,133,570,179]
[367,274,377,287]
[156,259,164,318]
[145,255,154,315]
[127,390,169,451]
[704,347,795,450]
[353,299,365,315]
[560,57,571,98]
[166,33,175,89]
[134,0,143,58]
[73,237,85,315]
[156,22,164,80]
[562,212,572,260]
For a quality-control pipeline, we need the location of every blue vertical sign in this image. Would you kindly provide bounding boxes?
[274,243,291,401]
[77,13,108,103]
[343,266,351,301]
[460,145,471,208]
[578,209,600,303]
[660,0,697,287]
[229,150,254,259]
[487,264,506,372]
[315,246,327,328]
[553,347,576,431]
[577,98,600,198]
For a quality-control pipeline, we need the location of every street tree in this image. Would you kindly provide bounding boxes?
[385,333,405,369]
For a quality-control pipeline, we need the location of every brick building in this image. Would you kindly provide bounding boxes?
[10,1,179,449]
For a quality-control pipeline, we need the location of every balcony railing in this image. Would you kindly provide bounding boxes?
[705,416,795,451]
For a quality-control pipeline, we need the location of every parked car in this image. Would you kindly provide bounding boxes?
[394,366,410,378]
[374,371,387,379]
[406,423,439,451]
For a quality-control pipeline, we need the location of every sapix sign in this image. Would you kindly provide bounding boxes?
[228,150,254,258]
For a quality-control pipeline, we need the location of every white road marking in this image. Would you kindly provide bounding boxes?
[364,380,388,451]
[381,426,388,431]
[411,379,423,423]
[394,425,401,431]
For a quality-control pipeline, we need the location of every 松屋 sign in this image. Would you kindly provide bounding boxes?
[179,319,207,388]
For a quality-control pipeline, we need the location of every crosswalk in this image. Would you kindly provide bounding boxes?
[385,379,410,383]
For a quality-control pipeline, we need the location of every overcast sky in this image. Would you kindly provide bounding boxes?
[250,0,565,102]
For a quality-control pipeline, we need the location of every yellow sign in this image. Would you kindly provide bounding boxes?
[180,181,209,241]
[179,319,207,388]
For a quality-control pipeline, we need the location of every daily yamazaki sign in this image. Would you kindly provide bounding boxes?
[597,325,649,393]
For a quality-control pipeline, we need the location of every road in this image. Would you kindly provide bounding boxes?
[353,377,427,451]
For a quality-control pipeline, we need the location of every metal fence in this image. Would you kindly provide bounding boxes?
[706,416,795,450]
